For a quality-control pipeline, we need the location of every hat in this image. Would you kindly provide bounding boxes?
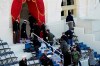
[24,20,27,22]
[22,55,26,58]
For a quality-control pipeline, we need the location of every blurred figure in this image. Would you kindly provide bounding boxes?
[19,56,27,66]
[41,23,48,42]
[88,48,96,66]
[28,15,37,34]
[46,29,55,46]
[60,38,68,55]
[72,47,80,66]
[33,37,41,56]
[13,19,20,44]
[33,22,40,37]
[66,10,75,30]
[40,50,54,66]
[65,28,74,46]
[63,49,72,66]
[74,44,82,66]
[21,20,27,43]
[61,32,68,42]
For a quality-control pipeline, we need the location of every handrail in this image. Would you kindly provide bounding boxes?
[32,33,63,56]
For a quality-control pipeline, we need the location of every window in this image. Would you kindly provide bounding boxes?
[67,0,74,5]
[68,9,74,15]
[61,11,64,16]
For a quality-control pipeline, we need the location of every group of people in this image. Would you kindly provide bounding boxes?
[18,11,98,66]
[13,15,55,44]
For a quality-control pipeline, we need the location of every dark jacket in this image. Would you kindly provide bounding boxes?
[64,51,71,66]
[66,11,74,22]
[40,53,53,66]
[29,16,36,29]
[47,32,55,42]
[66,11,75,26]
[19,59,27,66]
[33,24,40,36]
[61,35,68,42]
[13,21,20,31]
[65,30,73,39]
[21,22,27,38]
[60,40,68,54]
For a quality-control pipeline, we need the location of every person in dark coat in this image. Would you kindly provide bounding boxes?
[33,37,41,56]
[19,56,27,66]
[61,32,68,42]
[41,23,48,42]
[13,19,20,44]
[28,15,37,34]
[65,29,74,46]
[40,50,54,66]
[63,49,72,66]
[33,23,40,37]
[21,20,27,43]
[60,38,68,55]
[46,29,55,46]
[66,10,75,29]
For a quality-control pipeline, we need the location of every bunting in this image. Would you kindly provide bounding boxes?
[26,0,45,25]
[11,0,45,25]
[11,0,23,23]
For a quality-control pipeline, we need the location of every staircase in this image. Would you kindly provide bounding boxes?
[73,18,100,54]
[0,39,18,66]
[9,44,32,61]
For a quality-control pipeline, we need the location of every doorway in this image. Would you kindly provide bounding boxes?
[11,0,45,44]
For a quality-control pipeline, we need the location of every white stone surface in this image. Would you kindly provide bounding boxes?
[0,0,13,45]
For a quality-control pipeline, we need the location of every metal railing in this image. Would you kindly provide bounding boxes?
[32,33,63,56]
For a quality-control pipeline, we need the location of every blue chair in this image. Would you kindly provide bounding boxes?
[95,54,100,59]
[94,52,97,57]
[53,61,56,65]
[25,43,31,49]
[54,64,59,66]
[24,43,34,52]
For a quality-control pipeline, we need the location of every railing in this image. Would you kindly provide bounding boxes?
[32,33,63,56]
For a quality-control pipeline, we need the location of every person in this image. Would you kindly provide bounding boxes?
[21,20,27,43]
[46,29,55,46]
[88,48,96,66]
[41,23,48,42]
[74,44,82,66]
[63,49,71,66]
[60,38,68,55]
[66,10,75,30]
[19,56,27,66]
[13,19,20,44]
[32,37,41,56]
[40,50,54,66]
[28,15,37,34]
[65,28,74,46]
[61,32,68,42]
[72,47,80,66]
[33,22,40,37]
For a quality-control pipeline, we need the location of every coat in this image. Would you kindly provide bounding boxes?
[60,40,68,54]
[88,51,96,65]
[64,51,71,66]
[47,32,55,42]
[21,23,27,38]
[13,21,20,31]
[65,30,73,39]
[19,59,27,66]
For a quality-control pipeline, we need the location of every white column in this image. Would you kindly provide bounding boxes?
[44,0,64,38]
[0,0,13,45]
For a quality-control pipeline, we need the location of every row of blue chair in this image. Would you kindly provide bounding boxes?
[79,42,100,61]
[0,40,18,66]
